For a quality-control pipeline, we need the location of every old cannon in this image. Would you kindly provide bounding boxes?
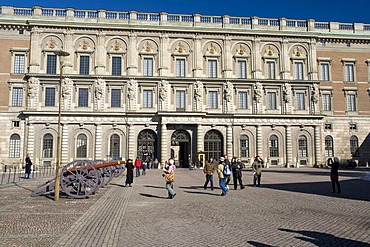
[31,159,125,199]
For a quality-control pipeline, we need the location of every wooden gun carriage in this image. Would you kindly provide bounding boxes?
[32,160,125,199]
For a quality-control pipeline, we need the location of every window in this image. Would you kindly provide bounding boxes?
[143,58,153,76]
[76,134,87,158]
[208,60,217,78]
[344,64,354,82]
[294,62,304,80]
[9,134,21,158]
[112,56,122,76]
[137,130,157,162]
[12,121,20,127]
[325,123,332,130]
[350,135,358,156]
[42,134,53,158]
[349,123,357,130]
[14,54,25,74]
[176,59,186,77]
[267,92,277,110]
[143,89,153,108]
[46,54,57,74]
[204,130,223,162]
[110,134,120,158]
[111,89,121,108]
[296,92,305,110]
[176,90,186,111]
[78,88,89,107]
[12,87,23,107]
[240,135,249,158]
[45,87,56,107]
[208,91,218,109]
[321,94,332,111]
[269,135,279,157]
[320,63,330,81]
[266,61,276,79]
[325,135,334,157]
[79,55,90,75]
[238,91,248,109]
[346,94,356,112]
[238,60,247,79]
[298,135,308,157]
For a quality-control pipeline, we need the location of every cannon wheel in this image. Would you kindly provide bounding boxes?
[60,161,100,199]
[113,164,125,177]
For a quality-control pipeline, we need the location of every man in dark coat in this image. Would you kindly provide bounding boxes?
[125,159,134,187]
[25,154,32,179]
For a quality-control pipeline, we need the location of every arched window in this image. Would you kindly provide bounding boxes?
[76,134,87,158]
[325,135,334,157]
[137,130,157,161]
[240,135,249,158]
[204,130,223,162]
[42,133,53,158]
[9,134,21,158]
[350,135,359,156]
[298,135,308,157]
[269,135,279,157]
[110,134,120,158]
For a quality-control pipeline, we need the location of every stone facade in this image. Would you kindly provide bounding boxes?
[0,6,370,168]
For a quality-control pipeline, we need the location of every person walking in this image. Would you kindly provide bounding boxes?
[125,159,134,187]
[24,154,32,179]
[134,157,142,177]
[252,156,264,187]
[163,158,176,199]
[203,157,216,190]
[224,154,231,189]
[142,160,147,175]
[328,157,341,193]
[217,157,228,196]
[232,157,245,190]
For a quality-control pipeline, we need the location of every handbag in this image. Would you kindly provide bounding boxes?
[165,173,175,182]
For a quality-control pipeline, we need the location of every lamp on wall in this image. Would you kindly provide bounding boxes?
[53,50,70,202]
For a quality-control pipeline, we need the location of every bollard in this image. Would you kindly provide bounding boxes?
[4,165,7,173]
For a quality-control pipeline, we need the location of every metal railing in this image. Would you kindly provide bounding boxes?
[0,165,55,185]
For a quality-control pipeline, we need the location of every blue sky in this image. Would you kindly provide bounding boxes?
[2,0,370,24]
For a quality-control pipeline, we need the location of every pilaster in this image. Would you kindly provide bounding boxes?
[128,124,135,159]
[127,33,138,75]
[161,123,168,162]
[95,124,102,160]
[193,35,203,77]
[226,125,233,158]
[286,125,292,167]
[27,123,34,160]
[256,125,262,156]
[314,125,321,166]
[61,123,69,165]
[197,124,203,153]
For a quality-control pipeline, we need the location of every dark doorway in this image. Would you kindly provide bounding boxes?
[137,129,157,163]
[171,130,191,168]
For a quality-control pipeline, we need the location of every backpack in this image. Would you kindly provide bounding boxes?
[223,163,231,176]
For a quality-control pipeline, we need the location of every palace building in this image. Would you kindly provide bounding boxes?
[0,6,369,168]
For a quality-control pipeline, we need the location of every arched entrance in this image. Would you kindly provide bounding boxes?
[137,129,157,162]
[204,130,223,162]
[171,130,191,168]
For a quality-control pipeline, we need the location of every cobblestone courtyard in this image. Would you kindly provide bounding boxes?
[1,167,370,247]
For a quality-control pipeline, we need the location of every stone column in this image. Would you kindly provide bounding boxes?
[193,35,203,77]
[281,38,290,79]
[95,31,106,75]
[285,125,292,167]
[314,125,321,166]
[222,36,233,78]
[197,124,203,153]
[127,33,138,76]
[256,125,262,156]
[128,124,135,160]
[29,28,41,73]
[95,124,102,160]
[252,37,262,79]
[308,38,318,80]
[161,123,168,163]
[27,123,35,161]
[63,30,73,74]
[226,125,233,158]
[159,33,170,76]
[61,123,69,165]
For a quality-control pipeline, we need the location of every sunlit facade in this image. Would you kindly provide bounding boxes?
[1,6,370,168]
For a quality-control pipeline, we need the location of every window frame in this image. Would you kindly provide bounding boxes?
[175,58,186,78]
[143,57,154,77]
[11,86,23,107]
[46,54,57,74]
[176,90,186,111]
[208,59,218,78]
[143,89,153,108]
[110,88,122,108]
[111,56,122,76]
[208,90,219,109]
[78,88,89,107]
[76,133,88,158]
[237,60,247,79]
[44,87,56,107]
[9,134,21,158]
[324,135,334,157]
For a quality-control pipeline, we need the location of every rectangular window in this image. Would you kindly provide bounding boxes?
[12,87,23,107]
[238,60,247,79]
[176,90,186,111]
[111,89,121,108]
[208,91,218,109]
[45,87,56,107]
[296,92,305,110]
[320,63,330,81]
[112,56,122,76]
[143,58,153,76]
[176,59,186,77]
[238,91,248,109]
[295,62,304,80]
[143,89,153,108]
[46,55,57,74]
[78,88,89,107]
[346,94,356,112]
[267,92,277,110]
[208,60,217,78]
[266,61,276,79]
[321,94,332,111]
[325,124,332,130]
[344,64,354,82]
[14,54,25,74]
[79,55,90,75]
